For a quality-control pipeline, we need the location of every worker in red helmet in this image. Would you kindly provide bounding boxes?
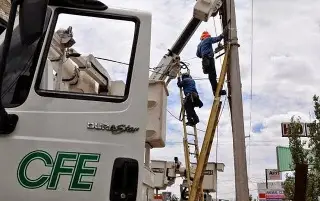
[196,29,227,96]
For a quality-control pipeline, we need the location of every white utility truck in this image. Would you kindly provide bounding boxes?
[0,0,225,200]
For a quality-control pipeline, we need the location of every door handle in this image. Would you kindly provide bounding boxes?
[110,157,139,201]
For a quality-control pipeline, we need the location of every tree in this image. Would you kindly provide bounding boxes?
[283,173,295,200]
[283,95,320,201]
[248,194,257,201]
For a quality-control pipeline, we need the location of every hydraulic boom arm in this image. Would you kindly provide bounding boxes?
[149,0,223,85]
[149,17,201,84]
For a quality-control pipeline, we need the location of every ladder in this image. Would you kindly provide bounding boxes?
[187,43,231,201]
[178,71,204,201]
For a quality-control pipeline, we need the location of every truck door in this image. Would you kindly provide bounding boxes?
[0,3,151,201]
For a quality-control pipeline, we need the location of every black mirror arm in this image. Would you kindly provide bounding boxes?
[0,0,20,135]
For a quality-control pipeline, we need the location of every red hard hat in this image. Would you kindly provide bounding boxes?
[200,31,211,40]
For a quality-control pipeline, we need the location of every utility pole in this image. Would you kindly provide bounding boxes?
[223,0,250,200]
[293,164,308,201]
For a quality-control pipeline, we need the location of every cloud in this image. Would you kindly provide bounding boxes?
[48,0,320,199]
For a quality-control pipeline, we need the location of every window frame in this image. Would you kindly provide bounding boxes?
[34,7,141,103]
[0,17,7,34]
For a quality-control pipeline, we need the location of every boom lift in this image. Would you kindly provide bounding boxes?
[0,0,228,200]
[148,0,228,200]
[150,158,225,201]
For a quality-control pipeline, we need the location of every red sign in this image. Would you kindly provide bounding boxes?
[281,122,308,137]
[266,194,285,199]
[259,193,266,199]
[266,190,285,199]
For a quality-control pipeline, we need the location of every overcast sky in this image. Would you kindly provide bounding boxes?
[106,0,320,200]
[55,0,320,200]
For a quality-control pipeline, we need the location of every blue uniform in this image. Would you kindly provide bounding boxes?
[177,76,202,125]
[177,77,198,96]
[196,34,225,96]
[196,35,223,58]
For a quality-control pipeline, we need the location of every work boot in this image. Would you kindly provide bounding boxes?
[186,121,195,126]
[220,89,227,95]
[214,89,227,96]
[193,116,200,125]
[193,119,199,125]
[198,99,203,108]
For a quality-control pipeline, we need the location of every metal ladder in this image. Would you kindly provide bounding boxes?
[187,43,231,201]
[178,71,204,201]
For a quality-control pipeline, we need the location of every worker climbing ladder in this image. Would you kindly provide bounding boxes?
[178,70,204,201]
[185,43,231,201]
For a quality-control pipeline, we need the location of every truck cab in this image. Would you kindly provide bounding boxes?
[0,1,152,201]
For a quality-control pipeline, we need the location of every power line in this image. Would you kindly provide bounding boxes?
[217,188,259,196]
[215,114,220,201]
[183,56,198,61]
[95,57,129,65]
[247,0,255,176]
[148,68,213,81]
[167,109,180,121]
[166,109,207,133]
[166,140,289,146]
[94,56,213,81]
[249,0,254,136]
[95,56,176,72]
[213,17,223,67]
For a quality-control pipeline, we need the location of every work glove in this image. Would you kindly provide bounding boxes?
[221,26,229,36]
[177,77,182,88]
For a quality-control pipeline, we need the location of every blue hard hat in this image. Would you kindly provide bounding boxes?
[181,72,190,79]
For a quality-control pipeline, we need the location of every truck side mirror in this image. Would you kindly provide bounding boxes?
[0,0,109,135]
[0,18,7,35]
[19,0,48,45]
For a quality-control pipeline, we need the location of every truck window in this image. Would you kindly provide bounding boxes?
[0,9,52,108]
[35,11,138,103]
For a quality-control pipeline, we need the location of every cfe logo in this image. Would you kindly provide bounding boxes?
[17,150,100,191]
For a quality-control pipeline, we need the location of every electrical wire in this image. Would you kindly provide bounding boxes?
[248,0,254,139]
[217,188,259,196]
[183,56,198,61]
[95,57,129,65]
[166,138,286,146]
[166,109,206,133]
[247,0,254,177]
[215,119,219,201]
[95,55,182,72]
[95,55,212,81]
[213,17,223,67]
[148,66,212,81]
[212,18,226,199]
[166,109,181,121]
[170,94,228,135]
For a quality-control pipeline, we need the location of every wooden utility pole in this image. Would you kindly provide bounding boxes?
[223,0,250,200]
[293,164,308,201]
